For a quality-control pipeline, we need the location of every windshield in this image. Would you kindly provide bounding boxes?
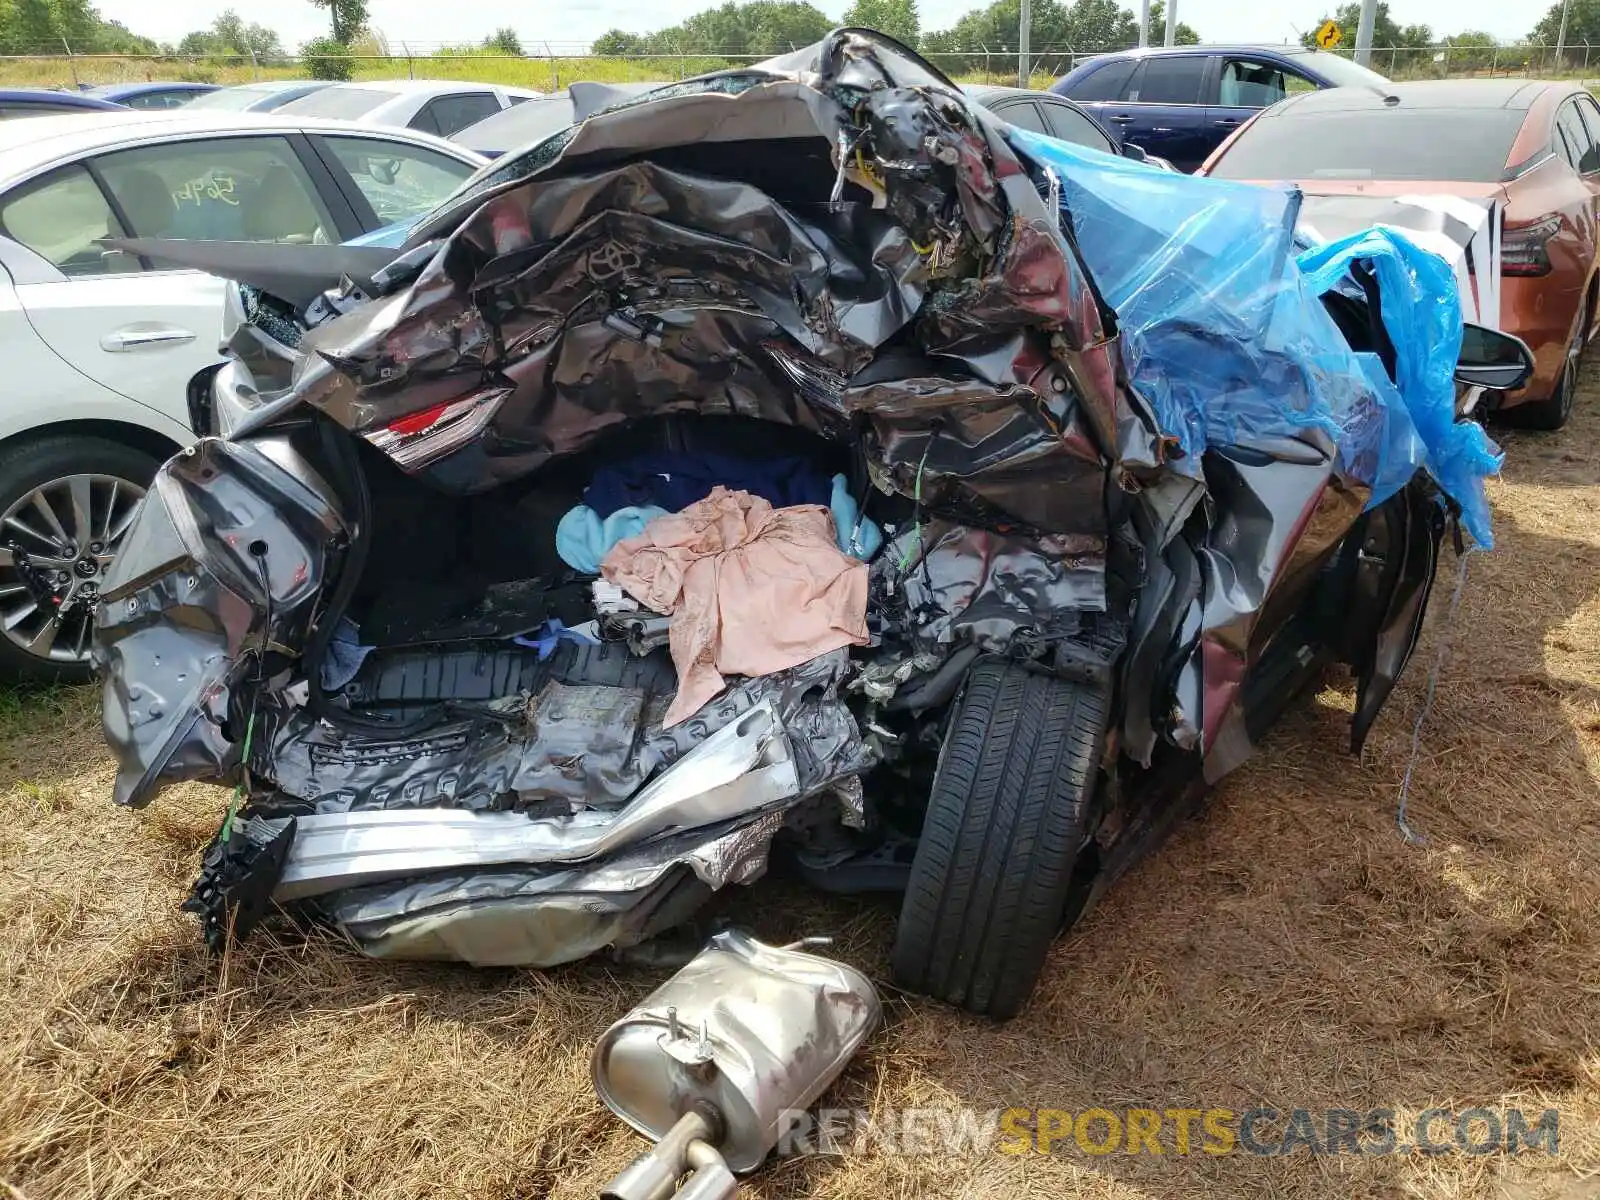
[1303,52,1393,89]
[281,87,396,120]
[186,87,279,111]
[1208,109,1524,182]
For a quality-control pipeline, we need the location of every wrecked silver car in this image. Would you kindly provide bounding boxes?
[96,31,1520,1019]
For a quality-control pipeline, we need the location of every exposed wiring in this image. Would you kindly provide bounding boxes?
[900,433,937,572]
[223,545,273,843]
[1395,542,1477,845]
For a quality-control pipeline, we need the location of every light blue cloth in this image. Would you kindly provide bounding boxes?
[320,617,374,692]
[556,503,668,573]
[829,473,883,560]
[556,473,882,572]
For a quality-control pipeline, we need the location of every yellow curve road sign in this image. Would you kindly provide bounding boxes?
[1316,19,1343,50]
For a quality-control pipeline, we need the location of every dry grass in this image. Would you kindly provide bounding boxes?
[6,382,1600,1199]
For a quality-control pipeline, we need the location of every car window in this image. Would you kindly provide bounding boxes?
[414,93,502,137]
[1555,115,1581,170]
[1038,98,1115,152]
[1578,96,1600,172]
[1218,58,1288,108]
[1558,101,1595,174]
[322,135,476,226]
[1072,59,1137,102]
[0,164,137,276]
[94,136,337,244]
[992,99,1049,134]
[1206,109,1526,182]
[1127,56,1207,105]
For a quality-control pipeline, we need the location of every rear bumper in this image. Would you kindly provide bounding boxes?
[1499,274,1585,406]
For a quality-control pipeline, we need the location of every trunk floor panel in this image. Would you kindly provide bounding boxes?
[340,640,678,707]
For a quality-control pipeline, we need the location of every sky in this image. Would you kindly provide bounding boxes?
[94,0,1544,55]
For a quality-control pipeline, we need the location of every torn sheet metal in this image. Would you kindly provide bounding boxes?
[94,30,1493,980]
[872,520,1107,656]
[261,32,1163,538]
[1005,127,1501,764]
[95,435,346,807]
[271,701,797,900]
[256,647,868,815]
[314,811,786,966]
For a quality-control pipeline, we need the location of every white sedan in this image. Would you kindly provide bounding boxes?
[0,109,485,680]
[276,79,542,137]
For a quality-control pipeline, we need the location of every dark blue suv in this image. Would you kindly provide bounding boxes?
[1052,45,1389,172]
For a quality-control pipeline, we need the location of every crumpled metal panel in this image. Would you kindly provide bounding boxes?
[333,884,680,966]
[314,809,788,968]
[280,802,795,963]
[872,520,1106,656]
[1192,441,1367,779]
[267,30,1162,538]
[255,649,869,815]
[94,436,346,807]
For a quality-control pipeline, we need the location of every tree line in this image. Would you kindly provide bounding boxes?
[591,0,1197,62]
[0,0,1592,78]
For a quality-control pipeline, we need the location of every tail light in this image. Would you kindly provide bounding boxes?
[362,387,509,470]
[1502,216,1561,277]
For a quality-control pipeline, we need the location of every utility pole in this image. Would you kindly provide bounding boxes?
[1138,0,1150,47]
[1556,0,1573,66]
[1163,0,1177,47]
[1354,0,1378,66]
[1018,0,1031,88]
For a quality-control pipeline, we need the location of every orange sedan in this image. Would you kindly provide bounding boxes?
[1199,80,1599,429]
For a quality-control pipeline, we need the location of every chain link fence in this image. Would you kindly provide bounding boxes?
[1,43,1595,94]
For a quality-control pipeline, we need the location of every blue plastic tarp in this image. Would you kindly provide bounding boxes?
[1003,128,1502,547]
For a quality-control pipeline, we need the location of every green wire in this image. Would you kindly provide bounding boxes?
[900,443,930,571]
[218,709,256,843]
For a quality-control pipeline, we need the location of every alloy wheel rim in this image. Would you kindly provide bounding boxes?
[0,473,145,664]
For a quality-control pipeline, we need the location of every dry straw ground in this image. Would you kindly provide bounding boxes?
[4,386,1600,1199]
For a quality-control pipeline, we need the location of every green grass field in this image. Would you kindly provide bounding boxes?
[0,53,1060,92]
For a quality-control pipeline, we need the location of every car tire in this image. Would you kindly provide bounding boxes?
[891,658,1109,1019]
[1508,294,1587,431]
[0,435,161,685]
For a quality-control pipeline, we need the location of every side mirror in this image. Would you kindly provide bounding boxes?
[1455,324,1535,392]
[1121,142,1149,163]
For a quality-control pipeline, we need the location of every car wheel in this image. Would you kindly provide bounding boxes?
[1509,294,1587,431]
[0,436,159,684]
[891,658,1109,1019]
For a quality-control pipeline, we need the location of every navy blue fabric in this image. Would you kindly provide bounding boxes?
[583,450,832,518]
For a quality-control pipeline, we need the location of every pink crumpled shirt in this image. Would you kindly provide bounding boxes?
[601,486,869,727]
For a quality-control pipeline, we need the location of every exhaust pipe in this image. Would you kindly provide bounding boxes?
[594,930,880,1196]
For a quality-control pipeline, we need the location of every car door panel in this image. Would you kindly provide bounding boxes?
[17,270,226,424]
[1097,55,1214,171]
[0,256,194,444]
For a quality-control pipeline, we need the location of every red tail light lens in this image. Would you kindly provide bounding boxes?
[363,388,510,470]
[1502,216,1561,277]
